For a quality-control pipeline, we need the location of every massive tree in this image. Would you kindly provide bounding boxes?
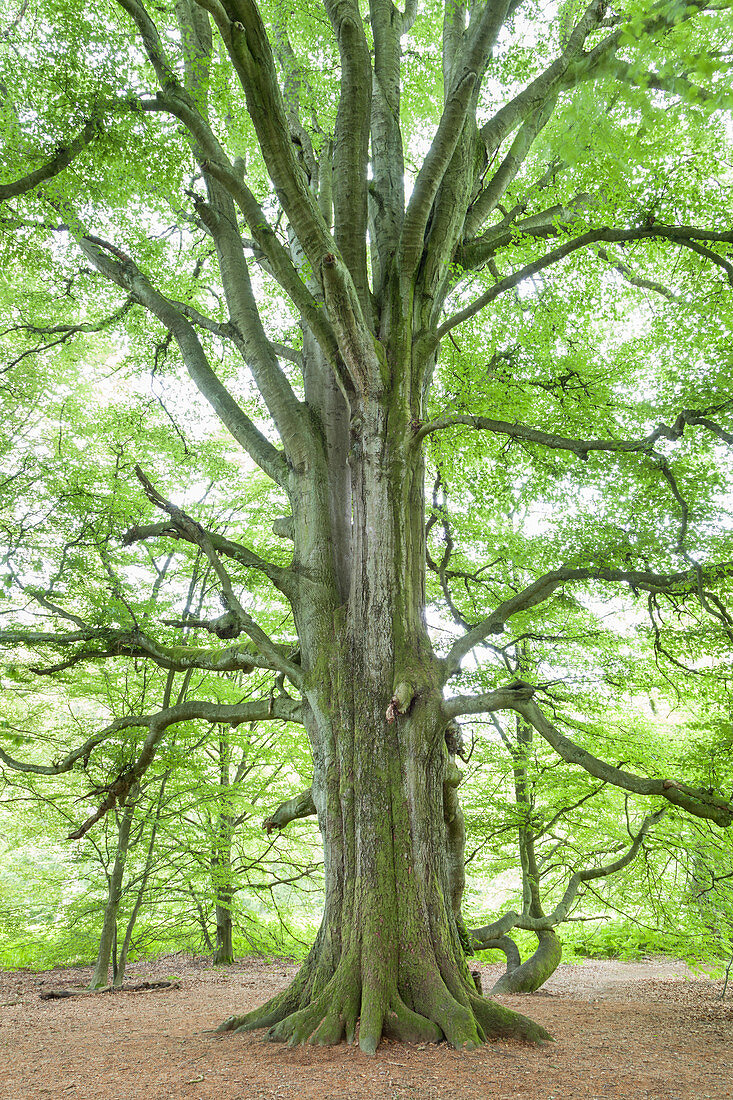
[2,0,733,1052]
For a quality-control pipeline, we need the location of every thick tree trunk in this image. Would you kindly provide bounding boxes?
[491,930,563,994]
[219,396,551,1050]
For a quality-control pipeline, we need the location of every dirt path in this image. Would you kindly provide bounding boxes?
[0,954,731,1100]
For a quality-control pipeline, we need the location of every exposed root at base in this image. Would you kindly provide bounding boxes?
[217,982,553,1052]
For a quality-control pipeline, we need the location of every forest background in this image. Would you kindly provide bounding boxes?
[0,0,732,1050]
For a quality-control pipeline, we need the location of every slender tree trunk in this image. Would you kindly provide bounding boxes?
[212,735,235,965]
[114,774,169,987]
[88,789,138,990]
[492,708,563,994]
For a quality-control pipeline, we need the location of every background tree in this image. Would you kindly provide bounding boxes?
[2,0,733,1054]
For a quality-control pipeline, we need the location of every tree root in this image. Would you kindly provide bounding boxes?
[218,973,552,1051]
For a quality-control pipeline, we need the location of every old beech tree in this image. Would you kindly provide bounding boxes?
[2,0,733,1052]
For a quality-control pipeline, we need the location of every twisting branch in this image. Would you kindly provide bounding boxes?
[133,466,304,688]
[448,683,733,823]
[442,560,733,678]
[440,224,733,339]
[413,405,733,453]
[121,519,292,591]
[471,810,665,944]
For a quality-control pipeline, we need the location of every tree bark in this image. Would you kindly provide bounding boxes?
[218,392,551,1050]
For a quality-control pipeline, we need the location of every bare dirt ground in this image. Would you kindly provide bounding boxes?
[0,953,731,1100]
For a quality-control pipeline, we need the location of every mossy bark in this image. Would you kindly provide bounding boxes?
[218,396,552,1051]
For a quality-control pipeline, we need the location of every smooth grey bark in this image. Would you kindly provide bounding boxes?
[88,788,138,990]
[211,735,236,965]
[491,705,564,994]
[114,774,169,986]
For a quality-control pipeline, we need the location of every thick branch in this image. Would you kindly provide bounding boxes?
[0,118,102,201]
[4,699,301,842]
[0,624,294,676]
[413,406,733,453]
[444,682,537,718]
[440,224,733,338]
[71,231,288,486]
[195,0,334,274]
[121,519,292,590]
[324,0,372,310]
[513,700,733,826]
[443,561,733,676]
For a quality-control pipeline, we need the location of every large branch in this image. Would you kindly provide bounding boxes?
[0,696,302,779]
[398,0,520,292]
[0,623,295,677]
[444,682,542,717]
[442,561,733,677]
[324,0,372,311]
[513,699,733,826]
[440,224,733,337]
[114,1,317,462]
[477,0,608,156]
[135,107,344,389]
[1,696,302,838]
[477,0,722,162]
[368,0,406,289]
[0,118,102,201]
[413,406,733,454]
[446,684,733,826]
[121,519,292,590]
[193,0,333,273]
[397,0,516,284]
[463,96,558,239]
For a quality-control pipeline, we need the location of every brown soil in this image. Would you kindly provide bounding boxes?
[0,954,731,1100]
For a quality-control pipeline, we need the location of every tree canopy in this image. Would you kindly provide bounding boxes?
[1,0,733,1054]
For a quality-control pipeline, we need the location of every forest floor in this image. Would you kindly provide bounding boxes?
[0,953,731,1100]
